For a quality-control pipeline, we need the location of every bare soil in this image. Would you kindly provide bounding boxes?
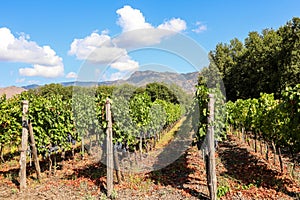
[0,132,299,199]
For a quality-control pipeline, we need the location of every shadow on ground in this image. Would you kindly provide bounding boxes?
[0,146,86,188]
[218,135,298,198]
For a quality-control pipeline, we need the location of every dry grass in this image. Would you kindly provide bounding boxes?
[155,117,186,149]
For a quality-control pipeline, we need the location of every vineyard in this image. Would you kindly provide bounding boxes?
[226,85,300,171]
[0,80,299,199]
[0,17,300,200]
[195,81,300,199]
[0,83,187,170]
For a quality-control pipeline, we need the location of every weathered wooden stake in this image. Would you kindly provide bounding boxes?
[113,147,123,183]
[241,127,245,143]
[271,141,277,165]
[48,155,52,176]
[20,100,29,190]
[278,147,283,173]
[28,122,41,180]
[81,133,85,159]
[260,139,263,155]
[207,94,217,200]
[139,132,143,159]
[265,142,269,161]
[254,131,257,153]
[0,143,4,162]
[105,98,113,197]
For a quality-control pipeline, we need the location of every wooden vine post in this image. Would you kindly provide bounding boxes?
[207,94,217,200]
[105,98,113,197]
[20,100,29,190]
[28,122,42,180]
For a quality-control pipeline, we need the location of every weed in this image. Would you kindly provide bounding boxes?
[99,193,107,200]
[217,177,231,198]
[75,156,81,162]
[217,185,230,198]
[111,189,118,199]
[128,174,142,189]
[70,173,77,180]
[241,183,254,190]
[5,173,12,181]
[83,193,95,200]
[11,188,18,194]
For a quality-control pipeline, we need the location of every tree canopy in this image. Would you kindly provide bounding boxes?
[210,17,300,101]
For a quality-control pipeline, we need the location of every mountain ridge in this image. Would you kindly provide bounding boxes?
[22,70,199,93]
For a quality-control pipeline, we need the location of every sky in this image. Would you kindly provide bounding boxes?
[0,0,299,87]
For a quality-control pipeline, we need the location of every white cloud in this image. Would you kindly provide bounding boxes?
[113,28,169,48]
[109,72,125,81]
[192,21,207,33]
[66,72,78,79]
[0,27,64,77]
[116,5,152,32]
[19,64,63,78]
[158,18,187,32]
[69,31,135,69]
[106,71,133,81]
[68,31,112,60]
[110,56,139,71]
[113,6,186,48]
[87,46,127,64]
[68,5,187,72]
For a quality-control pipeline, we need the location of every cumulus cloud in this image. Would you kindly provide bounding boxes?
[113,28,169,48]
[19,64,64,78]
[65,72,78,79]
[87,46,127,64]
[0,27,64,77]
[192,21,207,33]
[114,6,186,48]
[68,5,187,72]
[68,31,113,60]
[158,18,187,32]
[68,31,137,67]
[116,5,152,32]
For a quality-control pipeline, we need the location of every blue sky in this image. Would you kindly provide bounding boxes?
[0,0,299,87]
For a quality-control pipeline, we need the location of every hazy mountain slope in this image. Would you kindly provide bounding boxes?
[22,70,199,93]
[0,86,26,98]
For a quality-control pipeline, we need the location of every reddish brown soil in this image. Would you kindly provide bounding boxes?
[0,134,299,200]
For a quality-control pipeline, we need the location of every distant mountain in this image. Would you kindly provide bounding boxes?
[22,70,199,93]
[22,84,40,90]
[0,86,26,99]
[125,70,199,93]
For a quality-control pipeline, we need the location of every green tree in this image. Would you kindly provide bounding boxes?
[145,82,179,104]
[210,17,300,101]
